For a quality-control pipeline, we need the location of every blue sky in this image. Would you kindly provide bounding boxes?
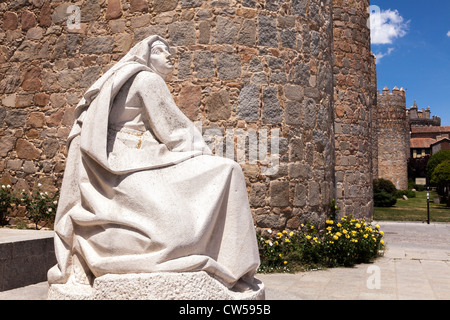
[370,0,450,126]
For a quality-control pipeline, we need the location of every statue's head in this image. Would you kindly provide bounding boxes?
[148,39,174,79]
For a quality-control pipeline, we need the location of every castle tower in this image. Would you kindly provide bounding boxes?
[332,0,376,219]
[376,87,409,190]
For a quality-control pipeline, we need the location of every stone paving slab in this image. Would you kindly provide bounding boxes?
[259,221,450,300]
[0,221,449,300]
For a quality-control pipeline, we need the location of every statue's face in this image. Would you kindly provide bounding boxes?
[149,43,174,77]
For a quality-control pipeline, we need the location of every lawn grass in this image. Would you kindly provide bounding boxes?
[374,190,450,223]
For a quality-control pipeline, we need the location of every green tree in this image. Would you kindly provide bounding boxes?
[431,160,450,207]
[426,150,450,183]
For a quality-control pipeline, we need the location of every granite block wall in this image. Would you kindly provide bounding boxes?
[0,0,377,231]
[332,0,375,219]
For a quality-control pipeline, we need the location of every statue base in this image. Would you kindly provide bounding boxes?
[47,271,265,300]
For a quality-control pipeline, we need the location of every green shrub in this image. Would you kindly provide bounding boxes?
[257,216,385,273]
[16,186,59,230]
[373,178,397,207]
[374,191,397,207]
[397,189,416,199]
[373,178,397,195]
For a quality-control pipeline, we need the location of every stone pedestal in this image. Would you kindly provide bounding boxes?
[47,271,265,300]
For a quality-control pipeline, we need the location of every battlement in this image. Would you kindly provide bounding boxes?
[378,86,406,97]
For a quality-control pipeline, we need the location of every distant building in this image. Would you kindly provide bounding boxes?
[406,98,450,158]
[431,138,450,155]
[410,138,434,158]
[410,126,450,158]
[410,126,450,140]
[406,100,441,128]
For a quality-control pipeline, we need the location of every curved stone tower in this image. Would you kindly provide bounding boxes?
[332,0,376,219]
[163,0,336,229]
[377,86,409,190]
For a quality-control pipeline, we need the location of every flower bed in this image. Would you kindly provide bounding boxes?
[258,216,385,273]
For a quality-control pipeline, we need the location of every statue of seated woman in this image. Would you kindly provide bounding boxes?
[47,35,263,299]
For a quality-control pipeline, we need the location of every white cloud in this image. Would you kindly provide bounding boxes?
[370,9,409,45]
[374,48,395,64]
[447,31,450,37]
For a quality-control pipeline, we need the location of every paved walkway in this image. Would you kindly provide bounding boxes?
[1,221,449,300]
[260,221,450,300]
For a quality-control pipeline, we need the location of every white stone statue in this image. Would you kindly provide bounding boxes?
[47,35,263,299]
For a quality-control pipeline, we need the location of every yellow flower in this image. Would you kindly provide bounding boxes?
[285,238,290,243]
[333,235,339,240]
[326,220,334,225]
[306,235,312,240]
[283,230,287,234]
[380,240,385,245]
[337,223,342,227]
[363,234,369,238]
[326,226,332,231]
[380,230,384,235]
[355,223,361,229]
[336,232,342,237]
[283,261,288,265]
[289,231,294,237]
[276,232,283,238]
[376,224,380,229]
[343,229,348,234]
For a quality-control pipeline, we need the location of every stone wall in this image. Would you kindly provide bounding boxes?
[370,52,378,180]
[164,0,336,230]
[0,0,375,231]
[376,87,409,190]
[0,0,336,230]
[332,0,374,219]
